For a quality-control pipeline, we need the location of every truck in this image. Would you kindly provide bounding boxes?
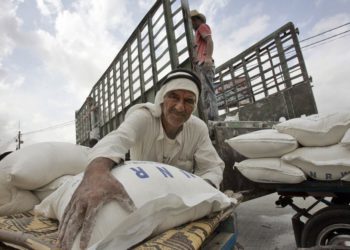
[74,0,350,249]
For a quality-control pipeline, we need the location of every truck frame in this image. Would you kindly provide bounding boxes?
[74,1,350,249]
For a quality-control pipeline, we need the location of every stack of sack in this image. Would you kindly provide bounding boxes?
[0,142,233,249]
[225,112,350,184]
[0,142,90,216]
[35,161,232,249]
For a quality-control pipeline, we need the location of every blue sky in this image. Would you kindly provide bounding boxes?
[1,0,350,152]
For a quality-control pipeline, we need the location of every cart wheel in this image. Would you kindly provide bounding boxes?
[300,206,350,248]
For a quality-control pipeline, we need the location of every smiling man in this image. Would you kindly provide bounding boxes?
[57,69,225,250]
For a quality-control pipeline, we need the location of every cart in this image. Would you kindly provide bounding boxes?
[0,195,242,250]
[274,180,350,249]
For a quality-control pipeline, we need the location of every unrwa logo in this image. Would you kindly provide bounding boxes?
[129,165,196,179]
[309,171,350,180]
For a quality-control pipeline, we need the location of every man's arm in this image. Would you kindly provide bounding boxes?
[57,157,135,250]
[198,24,214,68]
[193,122,224,188]
[57,109,150,250]
[204,35,214,66]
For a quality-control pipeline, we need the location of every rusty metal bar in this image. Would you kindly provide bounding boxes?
[275,35,292,88]
[148,15,158,93]
[127,45,134,103]
[75,0,197,145]
[163,0,179,69]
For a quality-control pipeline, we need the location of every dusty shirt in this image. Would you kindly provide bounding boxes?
[195,23,212,64]
[88,108,224,187]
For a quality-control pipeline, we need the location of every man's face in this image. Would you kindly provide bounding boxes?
[161,89,196,130]
[86,97,94,106]
[191,17,200,30]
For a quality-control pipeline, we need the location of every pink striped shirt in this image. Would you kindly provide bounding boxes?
[194,23,212,64]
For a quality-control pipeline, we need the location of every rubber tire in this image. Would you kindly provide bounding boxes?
[300,205,350,248]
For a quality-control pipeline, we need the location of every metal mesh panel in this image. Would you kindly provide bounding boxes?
[75,0,193,145]
[214,22,310,115]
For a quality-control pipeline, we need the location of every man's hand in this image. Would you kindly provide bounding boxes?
[57,158,136,250]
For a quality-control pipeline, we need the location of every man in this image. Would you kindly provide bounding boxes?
[190,9,219,121]
[86,97,100,147]
[57,69,225,250]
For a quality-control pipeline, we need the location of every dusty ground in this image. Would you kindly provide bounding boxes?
[235,193,322,250]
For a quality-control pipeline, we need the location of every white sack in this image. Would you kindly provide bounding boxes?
[275,112,350,146]
[35,161,231,250]
[0,188,39,216]
[341,173,350,182]
[33,175,73,201]
[234,158,306,184]
[0,190,39,216]
[340,128,350,148]
[282,144,350,181]
[0,171,39,216]
[0,142,89,190]
[225,129,298,158]
[0,170,12,206]
[0,170,39,216]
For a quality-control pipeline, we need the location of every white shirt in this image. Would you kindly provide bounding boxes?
[88,108,224,188]
[162,135,177,164]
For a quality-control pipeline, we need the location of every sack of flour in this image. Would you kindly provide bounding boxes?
[225,129,298,158]
[0,189,39,216]
[340,128,350,149]
[234,158,306,184]
[275,113,350,146]
[33,175,73,201]
[341,173,350,181]
[282,144,350,181]
[0,170,12,206]
[35,161,231,250]
[0,170,40,216]
[0,142,89,189]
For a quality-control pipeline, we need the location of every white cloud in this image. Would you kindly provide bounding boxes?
[36,0,62,17]
[233,1,264,23]
[138,0,154,10]
[214,14,271,65]
[89,1,130,30]
[0,0,22,61]
[33,0,136,100]
[309,13,350,35]
[304,13,350,113]
[0,73,24,90]
[197,0,228,23]
[229,15,270,46]
[0,0,31,93]
[0,1,31,146]
[0,0,139,148]
[0,114,18,153]
[0,84,77,148]
[0,115,16,139]
[314,0,325,8]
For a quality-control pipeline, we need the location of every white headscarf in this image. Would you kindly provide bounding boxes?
[154,77,199,108]
[126,72,200,118]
